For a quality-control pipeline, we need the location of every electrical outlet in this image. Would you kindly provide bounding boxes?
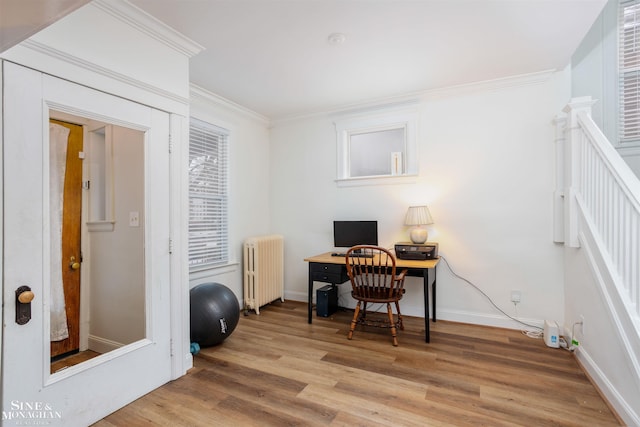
[510,290,521,304]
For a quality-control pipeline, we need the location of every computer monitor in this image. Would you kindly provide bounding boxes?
[333,220,378,249]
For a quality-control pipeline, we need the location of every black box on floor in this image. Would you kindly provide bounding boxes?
[316,285,338,317]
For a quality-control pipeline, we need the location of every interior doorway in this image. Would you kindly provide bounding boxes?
[48,112,147,374]
[49,119,83,362]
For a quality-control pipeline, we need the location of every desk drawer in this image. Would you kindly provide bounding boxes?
[310,263,343,274]
[310,262,348,284]
[311,272,345,284]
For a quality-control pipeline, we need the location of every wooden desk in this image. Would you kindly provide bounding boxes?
[304,252,439,343]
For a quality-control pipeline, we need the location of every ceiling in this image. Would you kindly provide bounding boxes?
[129,0,607,120]
[1,0,608,121]
[0,0,90,53]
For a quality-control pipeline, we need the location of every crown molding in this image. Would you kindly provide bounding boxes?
[420,69,556,101]
[271,69,557,126]
[328,99,420,120]
[92,0,204,58]
[190,84,269,126]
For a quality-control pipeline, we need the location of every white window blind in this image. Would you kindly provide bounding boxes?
[188,118,229,271]
[620,0,640,142]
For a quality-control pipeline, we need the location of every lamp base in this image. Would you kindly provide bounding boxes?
[409,227,428,244]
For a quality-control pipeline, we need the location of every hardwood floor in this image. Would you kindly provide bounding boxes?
[94,300,621,426]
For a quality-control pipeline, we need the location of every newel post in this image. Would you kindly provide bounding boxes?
[561,96,597,248]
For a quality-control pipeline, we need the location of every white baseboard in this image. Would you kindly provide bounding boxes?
[432,308,543,331]
[285,290,543,331]
[575,347,640,426]
[88,335,124,354]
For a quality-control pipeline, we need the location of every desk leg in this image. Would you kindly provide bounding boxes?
[423,268,430,343]
[432,266,437,322]
[308,264,314,324]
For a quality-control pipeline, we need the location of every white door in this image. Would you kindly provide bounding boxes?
[2,63,173,426]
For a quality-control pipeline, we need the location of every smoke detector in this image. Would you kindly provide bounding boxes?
[328,33,346,45]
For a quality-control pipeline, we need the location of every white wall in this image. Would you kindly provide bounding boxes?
[270,70,571,330]
[189,87,271,303]
[89,126,145,351]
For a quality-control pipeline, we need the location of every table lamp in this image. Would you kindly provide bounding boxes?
[404,205,434,244]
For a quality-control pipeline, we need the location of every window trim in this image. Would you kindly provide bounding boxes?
[334,106,419,186]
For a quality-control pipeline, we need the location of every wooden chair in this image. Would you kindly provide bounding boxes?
[345,245,408,346]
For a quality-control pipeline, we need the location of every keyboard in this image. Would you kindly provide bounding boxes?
[331,252,373,258]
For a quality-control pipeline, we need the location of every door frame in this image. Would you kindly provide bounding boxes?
[0,58,4,407]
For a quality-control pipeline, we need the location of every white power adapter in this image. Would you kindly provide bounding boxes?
[544,320,560,348]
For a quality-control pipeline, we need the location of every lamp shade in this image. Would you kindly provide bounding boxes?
[404,206,434,226]
[404,206,433,244]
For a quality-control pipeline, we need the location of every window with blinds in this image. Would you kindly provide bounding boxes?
[188,118,229,271]
[620,0,640,143]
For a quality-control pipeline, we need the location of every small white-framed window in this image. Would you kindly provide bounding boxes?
[188,118,229,271]
[335,106,418,185]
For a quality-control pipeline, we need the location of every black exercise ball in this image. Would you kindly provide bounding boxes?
[190,282,240,347]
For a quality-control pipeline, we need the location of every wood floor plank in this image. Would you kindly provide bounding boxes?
[94,300,622,426]
[329,410,392,427]
[297,383,434,427]
[480,384,619,426]
[191,357,338,425]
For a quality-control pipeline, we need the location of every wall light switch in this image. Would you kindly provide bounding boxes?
[129,211,140,227]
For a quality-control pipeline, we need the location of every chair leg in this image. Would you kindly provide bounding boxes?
[387,303,398,346]
[395,300,404,331]
[348,301,361,340]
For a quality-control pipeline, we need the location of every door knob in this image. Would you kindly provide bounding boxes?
[18,289,34,304]
[69,256,80,270]
[15,286,34,325]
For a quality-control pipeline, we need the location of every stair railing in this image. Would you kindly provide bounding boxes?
[558,97,640,321]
